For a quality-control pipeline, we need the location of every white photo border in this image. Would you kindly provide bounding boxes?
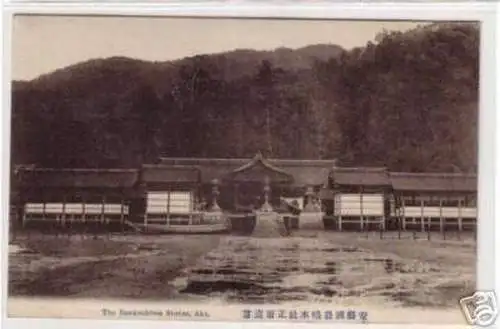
[1,2,498,329]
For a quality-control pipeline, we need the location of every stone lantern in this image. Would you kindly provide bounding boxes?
[303,186,315,212]
[210,178,221,212]
[260,176,273,212]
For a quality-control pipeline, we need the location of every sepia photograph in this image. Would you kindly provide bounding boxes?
[7,14,480,324]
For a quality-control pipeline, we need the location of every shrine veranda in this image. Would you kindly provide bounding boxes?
[10,153,477,235]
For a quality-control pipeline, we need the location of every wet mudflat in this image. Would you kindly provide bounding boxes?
[9,233,223,300]
[8,231,475,309]
[179,231,475,308]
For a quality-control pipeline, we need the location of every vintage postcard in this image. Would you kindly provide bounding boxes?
[5,13,492,326]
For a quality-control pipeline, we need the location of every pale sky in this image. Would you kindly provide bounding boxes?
[12,15,427,81]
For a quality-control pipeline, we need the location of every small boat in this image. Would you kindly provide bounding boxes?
[125,221,229,234]
[145,223,229,234]
[124,212,230,234]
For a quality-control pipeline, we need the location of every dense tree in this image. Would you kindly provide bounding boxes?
[317,23,479,172]
[11,23,479,172]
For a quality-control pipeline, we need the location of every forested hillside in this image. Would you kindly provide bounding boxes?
[11,22,479,172]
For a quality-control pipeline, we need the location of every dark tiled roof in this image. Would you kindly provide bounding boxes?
[159,158,243,183]
[390,172,477,192]
[14,159,477,193]
[276,164,332,186]
[159,156,335,185]
[158,157,336,168]
[331,167,390,186]
[16,168,139,188]
[141,165,201,183]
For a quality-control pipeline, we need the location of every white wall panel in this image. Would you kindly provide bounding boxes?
[401,206,477,218]
[24,203,128,215]
[146,191,192,214]
[334,194,384,216]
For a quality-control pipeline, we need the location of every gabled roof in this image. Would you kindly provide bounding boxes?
[390,172,477,192]
[224,152,294,183]
[141,165,200,184]
[231,152,288,175]
[331,167,390,187]
[16,168,139,189]
[159,154,336,185]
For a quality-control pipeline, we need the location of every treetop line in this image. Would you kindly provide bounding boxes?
[11,23,478,174]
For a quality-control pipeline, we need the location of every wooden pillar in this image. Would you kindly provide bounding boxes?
[397,197,402,239]
[19,201,26,230]
[82,196,86,223]
[393,202,399,228]
[473,197,477,239]
[166,190,171,226]
[101,195,106,225]
[189,190,193,225]
[337,193,343,231]
[401,197,406,230]
[120,198,125,234]
[42,199,47,222]
[81,196,87,238]
[427,216,431,240]
[42,196,49,233]
[381,192,387,231]
[439,198,444,235]
[144,192,148,227]
[62,195,67,232]
[420,198,425,232]
[359,187,364,231]
[21,199,27,229]
[458,198,463,232]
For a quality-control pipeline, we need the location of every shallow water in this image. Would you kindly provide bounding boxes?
[8,233,474,309]
[177,236,447,306]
